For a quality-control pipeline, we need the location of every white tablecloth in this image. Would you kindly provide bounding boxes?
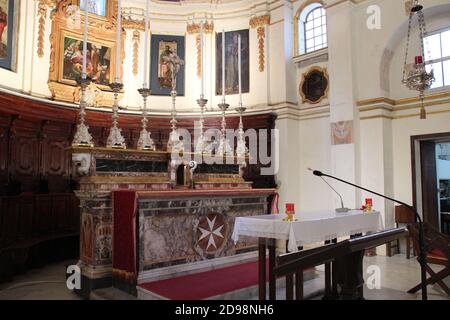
[232,210,384,252]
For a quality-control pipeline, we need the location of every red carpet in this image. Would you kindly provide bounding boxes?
[138,260,269,300]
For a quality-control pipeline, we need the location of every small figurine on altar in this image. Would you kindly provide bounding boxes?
[283,203,297,221]
[362,198,374,212]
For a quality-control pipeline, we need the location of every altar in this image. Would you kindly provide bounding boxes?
[69,146,276,298]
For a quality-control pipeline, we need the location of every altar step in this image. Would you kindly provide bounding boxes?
[137,261,315,300]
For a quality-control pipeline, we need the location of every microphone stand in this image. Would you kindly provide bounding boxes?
[311,169,428,300]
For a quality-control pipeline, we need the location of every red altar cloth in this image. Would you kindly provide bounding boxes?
[112,190,138,283]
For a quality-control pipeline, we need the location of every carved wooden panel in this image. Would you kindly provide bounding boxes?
[0,126,8,176]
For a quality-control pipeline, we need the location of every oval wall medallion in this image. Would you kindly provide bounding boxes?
[300,66,329,104]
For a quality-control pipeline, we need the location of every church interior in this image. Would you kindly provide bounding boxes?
[0,0,450,302]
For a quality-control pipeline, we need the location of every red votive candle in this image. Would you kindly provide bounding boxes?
[286,203,295,212]
[365,198,373,206]
[415,55,423,64]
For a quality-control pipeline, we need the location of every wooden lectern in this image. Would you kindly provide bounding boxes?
[274,228,408,300]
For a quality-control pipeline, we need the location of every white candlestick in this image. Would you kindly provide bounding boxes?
[82,0,88,79]
[238,34,242,104]
[222,29,225,100]
[115,0,122,82]
[143,0,149,88]
[200,22,204,98]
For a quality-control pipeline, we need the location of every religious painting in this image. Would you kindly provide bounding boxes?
[79,0,107,17]
[216,29,249,96]
[151,34,185,96]
[0,0,19,72]
[300,66,329,104]
[61,35,113,87]
[331,120,353,145]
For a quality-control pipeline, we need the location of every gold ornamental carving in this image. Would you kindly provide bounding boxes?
[186,21,214,35]
[122,17,145,31]
[37,0,55,58]
[187,21,213,79]
[249,15,270,73]
[132,30,140,76]
[196,34,201,78]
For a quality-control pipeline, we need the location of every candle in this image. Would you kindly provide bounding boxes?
[82,0,88,79]
[200,21,204,97]
[286,203,295,213]
[143,0,149,88]
[115,0,122,82]
[222,29,225,100]
[415,55,423,65]
[238,34,242,104]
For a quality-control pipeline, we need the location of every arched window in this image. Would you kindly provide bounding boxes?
[298,3,327,55]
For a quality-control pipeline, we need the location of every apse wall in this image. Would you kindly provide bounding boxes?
[0,0,298,115]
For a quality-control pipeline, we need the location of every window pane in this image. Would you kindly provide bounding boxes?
[426,62,443,88]
[314,27,322,37]
[306,30,314,40]
[444,60,450,86]
[307,39,314,49]
[314,18,321,28]
[424,34,441,61]
[313,8,321,19]
[322,25,327,34]
[442,30,450,58]
[316,37,323,45]
[323,35,327,45]
[306,21,313,31]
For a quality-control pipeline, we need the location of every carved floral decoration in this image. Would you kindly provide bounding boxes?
[249,14,270,72]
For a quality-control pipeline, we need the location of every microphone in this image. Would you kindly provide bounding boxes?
[308,168,428,300]
[308,168,350,213]
[312,169,324,177]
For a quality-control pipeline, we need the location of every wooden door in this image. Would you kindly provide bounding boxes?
[420,141,439,228]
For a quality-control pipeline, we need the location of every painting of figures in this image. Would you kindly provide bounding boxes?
[62,36,112,86]
[151,34,185,96]
[158,40,178,88]
[216,29,249,95]
[0,0,19,71]
[79,0,107,17]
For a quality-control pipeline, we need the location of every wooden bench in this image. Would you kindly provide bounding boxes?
[0,193,80,282]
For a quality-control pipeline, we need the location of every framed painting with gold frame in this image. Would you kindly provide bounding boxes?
[299,66,329,104]
[48,0,123,106]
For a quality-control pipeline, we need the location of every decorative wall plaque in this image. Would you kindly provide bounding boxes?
[299,66,329,104]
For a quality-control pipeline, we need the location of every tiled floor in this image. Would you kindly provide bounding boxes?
[0,255,449,300]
